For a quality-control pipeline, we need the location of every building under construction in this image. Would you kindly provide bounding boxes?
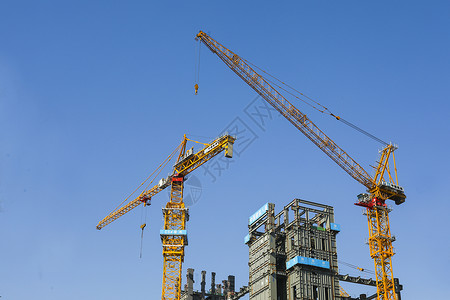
[181,268,248,300]
[245,199,340,300]
[181,198,402,300]
[244,199,402,300]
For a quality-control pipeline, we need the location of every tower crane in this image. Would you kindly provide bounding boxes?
[97,133,235,300]
[196,31,405,300]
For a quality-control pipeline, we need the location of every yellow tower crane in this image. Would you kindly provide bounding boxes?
[196,31,405,300]
[97,133,235,300]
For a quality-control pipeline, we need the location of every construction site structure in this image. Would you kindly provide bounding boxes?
[96,134,235,300]
[338,275,403,300]
[246,200,340,300]
[181,269,248,300]
[196,31,406,300]
[244,199,402,300]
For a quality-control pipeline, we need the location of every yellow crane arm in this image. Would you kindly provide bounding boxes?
[174,134,235,177]
[197,31,405,300]
[96,134,235,231]
[196,31,373,189]
[96,184,167,230]
[160,134,235,300]
[339,285,351,298]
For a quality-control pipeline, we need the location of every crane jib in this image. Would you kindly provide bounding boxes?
[197,31,405,300]
[198,32,372,189]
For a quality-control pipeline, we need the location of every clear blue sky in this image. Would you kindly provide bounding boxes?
[1,1,449,299]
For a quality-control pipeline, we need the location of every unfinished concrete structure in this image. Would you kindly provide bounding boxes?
[182,199,402,300]
[245,199,341,300]
[244,199,403,300]
[180,268,248,300]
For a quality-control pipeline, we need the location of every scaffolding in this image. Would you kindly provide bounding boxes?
[246,199,341,300]
[182,198,403,300]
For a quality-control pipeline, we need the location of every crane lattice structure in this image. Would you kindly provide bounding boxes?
[97,133,235,300]
[196,31,405,300]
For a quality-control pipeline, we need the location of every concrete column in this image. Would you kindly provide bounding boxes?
[211,272,216,295]
[201,270,206,299]
[227,275,235,293]
[227,275,235,298]
[186,268,195,300]
[222,280,228,295]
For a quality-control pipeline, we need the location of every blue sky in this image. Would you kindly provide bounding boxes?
[1,1,449,299]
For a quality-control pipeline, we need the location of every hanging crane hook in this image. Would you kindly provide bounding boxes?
[139,223,147,259]
[194,39,201,95]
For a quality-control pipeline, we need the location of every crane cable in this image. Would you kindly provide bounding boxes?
[194,40,201,95]
[142,142,182,191]
[110,141,183,213]
[245,58,331,114]
[139,221,147,259]
[243,58,388,146]
[338,260,375,275]
[337,118,388,146]
[135,142,184,258]
[139,226,145,258]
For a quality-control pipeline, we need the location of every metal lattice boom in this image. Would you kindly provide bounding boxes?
[97,133,235,300]
[196,31,372,189]
[196,31,405,300]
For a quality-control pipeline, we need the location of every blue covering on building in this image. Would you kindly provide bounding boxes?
[286,256,330,270]
[286,257,297,269]
[248,203,269,225]
[244,234,250,244]
[330,223,341,232]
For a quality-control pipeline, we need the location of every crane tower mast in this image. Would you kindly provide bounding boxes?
[196,31,405,300]
[97,134,235,300]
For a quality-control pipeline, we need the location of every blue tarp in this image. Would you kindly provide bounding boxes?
[286,256,330,270]
[330,223,341,232]
[244,234,250,244]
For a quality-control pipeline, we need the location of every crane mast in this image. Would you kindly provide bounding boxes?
[196,31,405,300]
[161,133,235,300]
[97,133,235,300]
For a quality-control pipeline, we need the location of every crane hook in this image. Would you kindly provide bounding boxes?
[139,223,146,258]
[194,83,199,95]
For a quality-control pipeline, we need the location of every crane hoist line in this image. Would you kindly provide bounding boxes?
[238,56,389,146]
[97,133,235,300]
[196,30,405,300]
